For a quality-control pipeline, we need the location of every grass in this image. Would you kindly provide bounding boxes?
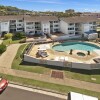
[12,44,51,74]
[64,69,100,84]
[0,73,100,99]
[12,44,100,84]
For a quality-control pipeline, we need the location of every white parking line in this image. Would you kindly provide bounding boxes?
[8,84,67,99]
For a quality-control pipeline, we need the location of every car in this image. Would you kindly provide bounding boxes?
[0,78,8,92]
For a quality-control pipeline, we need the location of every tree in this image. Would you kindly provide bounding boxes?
[0,44,7,54]
[14,32,26,39]
[4,33,13,39]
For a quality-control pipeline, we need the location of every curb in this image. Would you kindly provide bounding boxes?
[9,81,67,97]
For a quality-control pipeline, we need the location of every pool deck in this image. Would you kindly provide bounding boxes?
[29,41,100,64]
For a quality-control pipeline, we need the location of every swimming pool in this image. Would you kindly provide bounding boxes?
[52,42,100,52]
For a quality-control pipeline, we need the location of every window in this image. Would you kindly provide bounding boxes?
[54,25,59,27]
[69,23,74,26]
[54,21,58,23]
[17,28,23,30]
[26,27,34,29]
[17,24,22,26]
[68,28,74,30]
[68,32,74,35]
[26,22,33,25]
[10,20,16,23]
[54,29,59,32]
[18,20,23,22]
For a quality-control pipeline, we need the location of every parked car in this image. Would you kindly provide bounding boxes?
[0,78,8,92]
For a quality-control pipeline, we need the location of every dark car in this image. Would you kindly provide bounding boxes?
[0,78,8,92]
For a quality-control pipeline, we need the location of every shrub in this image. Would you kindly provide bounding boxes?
[4,33,13,39]
[0,44,7,54]
[19,38,26,43]
[14,32,26,39]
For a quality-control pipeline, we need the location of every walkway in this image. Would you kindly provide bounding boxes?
[0,67,100,92]
[0,44,21,68]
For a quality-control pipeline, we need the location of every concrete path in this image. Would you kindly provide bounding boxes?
[0,40,2,44]
[0,44,21,68]
[0,67,100,93]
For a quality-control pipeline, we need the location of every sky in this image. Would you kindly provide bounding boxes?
[0,0,100,12]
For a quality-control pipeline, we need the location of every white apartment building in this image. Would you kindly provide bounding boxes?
[0,15,59,36]
[0,15,98,39]
[60,16,97,37]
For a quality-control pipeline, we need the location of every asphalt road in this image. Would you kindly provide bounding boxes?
[0,87,65,100]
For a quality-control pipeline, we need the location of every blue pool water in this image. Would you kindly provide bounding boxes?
[52,42,100,51]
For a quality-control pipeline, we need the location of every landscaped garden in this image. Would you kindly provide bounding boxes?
[12,44,51,75]
[11,44,100,84]
[2,32,26,45]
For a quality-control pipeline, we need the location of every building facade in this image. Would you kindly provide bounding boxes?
[0,15,59,36]
[0,15,99,38]
[60,16,97,37]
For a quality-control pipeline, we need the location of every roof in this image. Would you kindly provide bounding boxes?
[24,16,58,22]
[85,31,97,35]
[0,15,58,22]
[0,15,28,21]
[70,92,98,100]
[60,16,98,23]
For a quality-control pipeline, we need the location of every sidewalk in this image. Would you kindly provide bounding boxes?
[0,67,100,92]
[0,44,21,68]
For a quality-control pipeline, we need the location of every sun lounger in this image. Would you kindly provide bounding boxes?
[93,58,100,63]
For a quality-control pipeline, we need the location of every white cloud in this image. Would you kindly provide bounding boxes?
[14,0,65,4]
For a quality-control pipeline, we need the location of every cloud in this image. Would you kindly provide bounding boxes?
[14,0,65,4]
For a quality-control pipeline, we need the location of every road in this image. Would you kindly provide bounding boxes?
[0,87,65,100]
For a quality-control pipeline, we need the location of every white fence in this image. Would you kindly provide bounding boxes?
[52,35,81,41]
[24,54,100,70]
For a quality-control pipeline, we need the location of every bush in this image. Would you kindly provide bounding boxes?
[19,38,26,43]
[4,33,13,39]
[0,44,7,54]
[14,32,26,39]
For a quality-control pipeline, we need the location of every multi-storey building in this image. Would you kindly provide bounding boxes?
[0,15,99,39]
[60,16,97,37]
[0,15,59,36]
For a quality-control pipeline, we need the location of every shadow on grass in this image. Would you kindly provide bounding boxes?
[19,61,100,75]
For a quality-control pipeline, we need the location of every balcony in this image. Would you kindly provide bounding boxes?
[75,28,81,31]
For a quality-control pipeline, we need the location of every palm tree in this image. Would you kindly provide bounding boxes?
[69,49,73,55]
[87,51,90,55]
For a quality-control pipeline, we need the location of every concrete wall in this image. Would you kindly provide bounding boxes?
[0,21,9,32]
[24,54,100,70]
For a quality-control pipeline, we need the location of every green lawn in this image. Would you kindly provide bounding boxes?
[12,44,51,75]
[0,73,100,99]
[12,44,100,84]
[65,70,100,84]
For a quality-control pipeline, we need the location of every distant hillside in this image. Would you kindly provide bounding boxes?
[0,5,81,17]
[0,5,32,15]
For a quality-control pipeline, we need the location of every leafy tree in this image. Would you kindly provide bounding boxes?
[0,44,7,54]
[4,33,13,39]
[14,32,26,39]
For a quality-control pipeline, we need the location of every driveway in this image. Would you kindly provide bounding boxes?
[0,44,21,68]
